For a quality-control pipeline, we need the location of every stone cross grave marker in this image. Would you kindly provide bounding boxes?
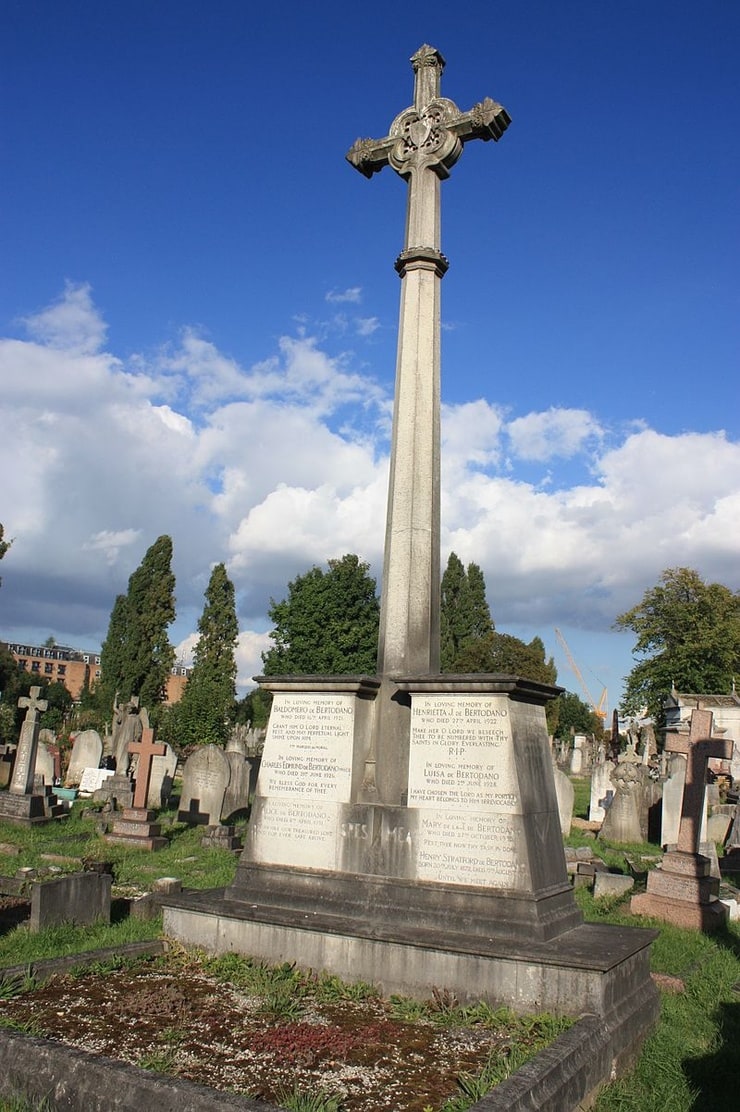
[128,727,167,810]
[347,45,510,681]
[665,708,733,856]
[10,686,48,795]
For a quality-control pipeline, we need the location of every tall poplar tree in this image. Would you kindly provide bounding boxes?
[0,522,10,587]
[172,563,238,747]
[98,535,176,714]
[440,553,494,670]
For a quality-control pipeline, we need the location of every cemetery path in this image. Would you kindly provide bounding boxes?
[0,948,546,1111]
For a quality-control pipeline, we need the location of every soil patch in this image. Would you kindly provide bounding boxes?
[0,949,563,1111]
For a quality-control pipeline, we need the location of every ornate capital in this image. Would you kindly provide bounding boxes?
[411,44,445,73]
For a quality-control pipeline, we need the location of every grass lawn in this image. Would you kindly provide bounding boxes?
[1,795,740,1109]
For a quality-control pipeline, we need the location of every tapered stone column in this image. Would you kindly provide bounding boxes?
[347,45,510,800]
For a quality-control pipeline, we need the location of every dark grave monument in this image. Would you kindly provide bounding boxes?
[162,45,659,1080]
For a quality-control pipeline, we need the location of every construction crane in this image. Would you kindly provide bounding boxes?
[554,628,607,720]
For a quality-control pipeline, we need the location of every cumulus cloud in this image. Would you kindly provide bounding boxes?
[1,285,738,698]
[21,282,108,356]
[507,407,603,462]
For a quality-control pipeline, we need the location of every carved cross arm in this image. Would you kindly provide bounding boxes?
[450,98,512,145]
[346,135,396,178]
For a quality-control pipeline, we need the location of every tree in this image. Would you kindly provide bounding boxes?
[98,536,176,716]
[262,554,379,676]
[554,690,602,741]
[440,553,494,670]
[170,563,238,747]
[455,631,559,732]
[0,522,10,586]
[615,566,740,724]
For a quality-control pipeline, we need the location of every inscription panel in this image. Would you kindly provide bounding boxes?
[258,694,354,802]
[250,694,356,869]
[407,695,529,889]
[250,798,339,869]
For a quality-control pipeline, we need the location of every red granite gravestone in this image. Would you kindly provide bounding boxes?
[632,709,733,929]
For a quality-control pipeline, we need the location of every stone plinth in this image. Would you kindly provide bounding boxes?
[0,788,66,826]
[104,807,167,851]
[631,849,729,931]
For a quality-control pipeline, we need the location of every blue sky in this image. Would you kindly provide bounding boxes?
[1,1,738,709]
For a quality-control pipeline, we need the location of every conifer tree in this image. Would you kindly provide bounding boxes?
[172,563,238,747]
[98,536,176,714]
[440,553,494,670]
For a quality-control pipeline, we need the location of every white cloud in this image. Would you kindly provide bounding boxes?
[507,407,603,462]
[356,316,380,336]
[325,287,362,304]
[21,282,108,356]
[2,285,738,700]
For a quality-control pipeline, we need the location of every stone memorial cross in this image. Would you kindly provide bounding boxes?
[347,44,510,677]
[128,727,167,810]
[665,708,733,856]
[10,686,48,795]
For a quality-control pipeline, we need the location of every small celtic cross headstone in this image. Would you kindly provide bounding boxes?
[664,708,732,856]
[10,686,48,795]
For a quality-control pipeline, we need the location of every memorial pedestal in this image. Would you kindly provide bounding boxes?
[162,673,659,1066]
[104,807,167,851]
[0,787,66,826]
[631,850,729,931]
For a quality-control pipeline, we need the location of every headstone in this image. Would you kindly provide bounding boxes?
[30,871,111,931]
[178,745,230,825]
[570,734,586,775]
[33,741,56,787]
[78,767,114,795]
[221,751,252,822]
[160,47,659,1077]
[128,728,167,810]
[632,709,733,930]
[661,751,708,848]
[0,688,64,825]
[589,759,615,823]
[10,687,47,795]
[0,744,15,788]
[599,747,645,844]
[552,761,575,836]
[146,742,178,810]
[65,729,103,787]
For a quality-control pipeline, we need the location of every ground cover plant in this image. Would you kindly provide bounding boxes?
[0,947,570,1111]
[2,796,740,1109]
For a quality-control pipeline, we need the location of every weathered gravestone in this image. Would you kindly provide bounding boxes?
[146,742,178,810]
[599,744,645,844]
[161,47,658,1082]
[632,709,732,930]
[30,872,111,931]
[551,754,575,836]
[78,767,114,795]
[221,748,252,823]
[33,740,56,788]
[589,757,615,824]
[178,746,230,825]
[65,729,103,787]
[0,688,63,824]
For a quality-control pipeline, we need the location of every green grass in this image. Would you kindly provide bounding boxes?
[0,913,162,969]
[569,774,591,820]
[575,886,740,1111]
[0,802,241,892]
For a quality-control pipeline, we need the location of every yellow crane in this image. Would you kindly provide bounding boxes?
[554,628,607,720]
